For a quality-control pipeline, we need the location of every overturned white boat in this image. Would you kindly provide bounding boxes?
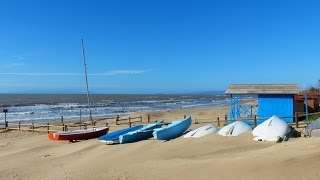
[184,124,218,138]
[218,121,251,136]
[306,118,320,137]
[252,115,291,141]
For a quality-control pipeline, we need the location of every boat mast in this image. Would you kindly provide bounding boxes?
[81,39,93,122]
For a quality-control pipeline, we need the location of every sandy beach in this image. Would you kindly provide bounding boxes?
[1,106,320,180]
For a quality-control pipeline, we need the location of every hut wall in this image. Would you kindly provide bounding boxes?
[258,94,294,122]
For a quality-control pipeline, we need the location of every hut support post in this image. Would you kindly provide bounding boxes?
[217,117,220,127]
[254,115,257,127]
[147,114,150,122]
[295,112,299,128]
[225,115,228,126]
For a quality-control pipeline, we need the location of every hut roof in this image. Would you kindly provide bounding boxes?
[225,84,300,95]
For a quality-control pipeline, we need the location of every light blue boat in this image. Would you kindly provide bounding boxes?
[119,120,164,144]
[98,125,143,144]
[153,116,192,140]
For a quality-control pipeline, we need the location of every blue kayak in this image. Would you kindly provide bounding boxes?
[98,125,143,144]
[153,116,192,140]
[119,120,164,144]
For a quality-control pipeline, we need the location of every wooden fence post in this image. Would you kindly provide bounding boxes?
[47,123,50,133]
[295,112,299,128]
[224,115,228,125]
[140,115,143,123]
[61,116,64,124]
[148,114,150,122]
[18,121,21,131]
[116,115,120,125]
[254,115,257,128]
[129,117,131,127]
[32,122,34,132]
[65,124,68,131]
[62,123,65,131]
[217,117,220,127]
[4,110,7,129]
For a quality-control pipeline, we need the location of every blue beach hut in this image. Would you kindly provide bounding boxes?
[225,84,300,125]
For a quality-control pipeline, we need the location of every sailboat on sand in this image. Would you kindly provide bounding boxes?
[49,39,109,141]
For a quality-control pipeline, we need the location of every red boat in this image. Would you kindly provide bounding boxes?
[48,127,109,141]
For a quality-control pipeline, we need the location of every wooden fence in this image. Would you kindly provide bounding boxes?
[115,115,143,127]
[0,121,109,133]
[193,112,320,129]
[194,115,228,126]
[0,115,143,133]
[1,112,319,133]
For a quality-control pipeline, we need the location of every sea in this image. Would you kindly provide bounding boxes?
[0,94,255,124]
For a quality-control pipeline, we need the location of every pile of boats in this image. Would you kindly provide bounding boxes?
[48,115,295,143]
[98,116,192,144]
[49,116,192,143]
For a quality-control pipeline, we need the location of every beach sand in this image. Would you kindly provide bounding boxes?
[1,106,320,180]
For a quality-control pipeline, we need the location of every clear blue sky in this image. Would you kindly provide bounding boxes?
[0,0,319,94]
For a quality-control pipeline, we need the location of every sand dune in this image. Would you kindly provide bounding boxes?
[1,128,320,180]
[1,106,320,180]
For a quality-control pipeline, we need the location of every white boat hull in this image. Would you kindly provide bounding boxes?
[252,115,291,141]
[218,121,251,136]
[184,124,218,138]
